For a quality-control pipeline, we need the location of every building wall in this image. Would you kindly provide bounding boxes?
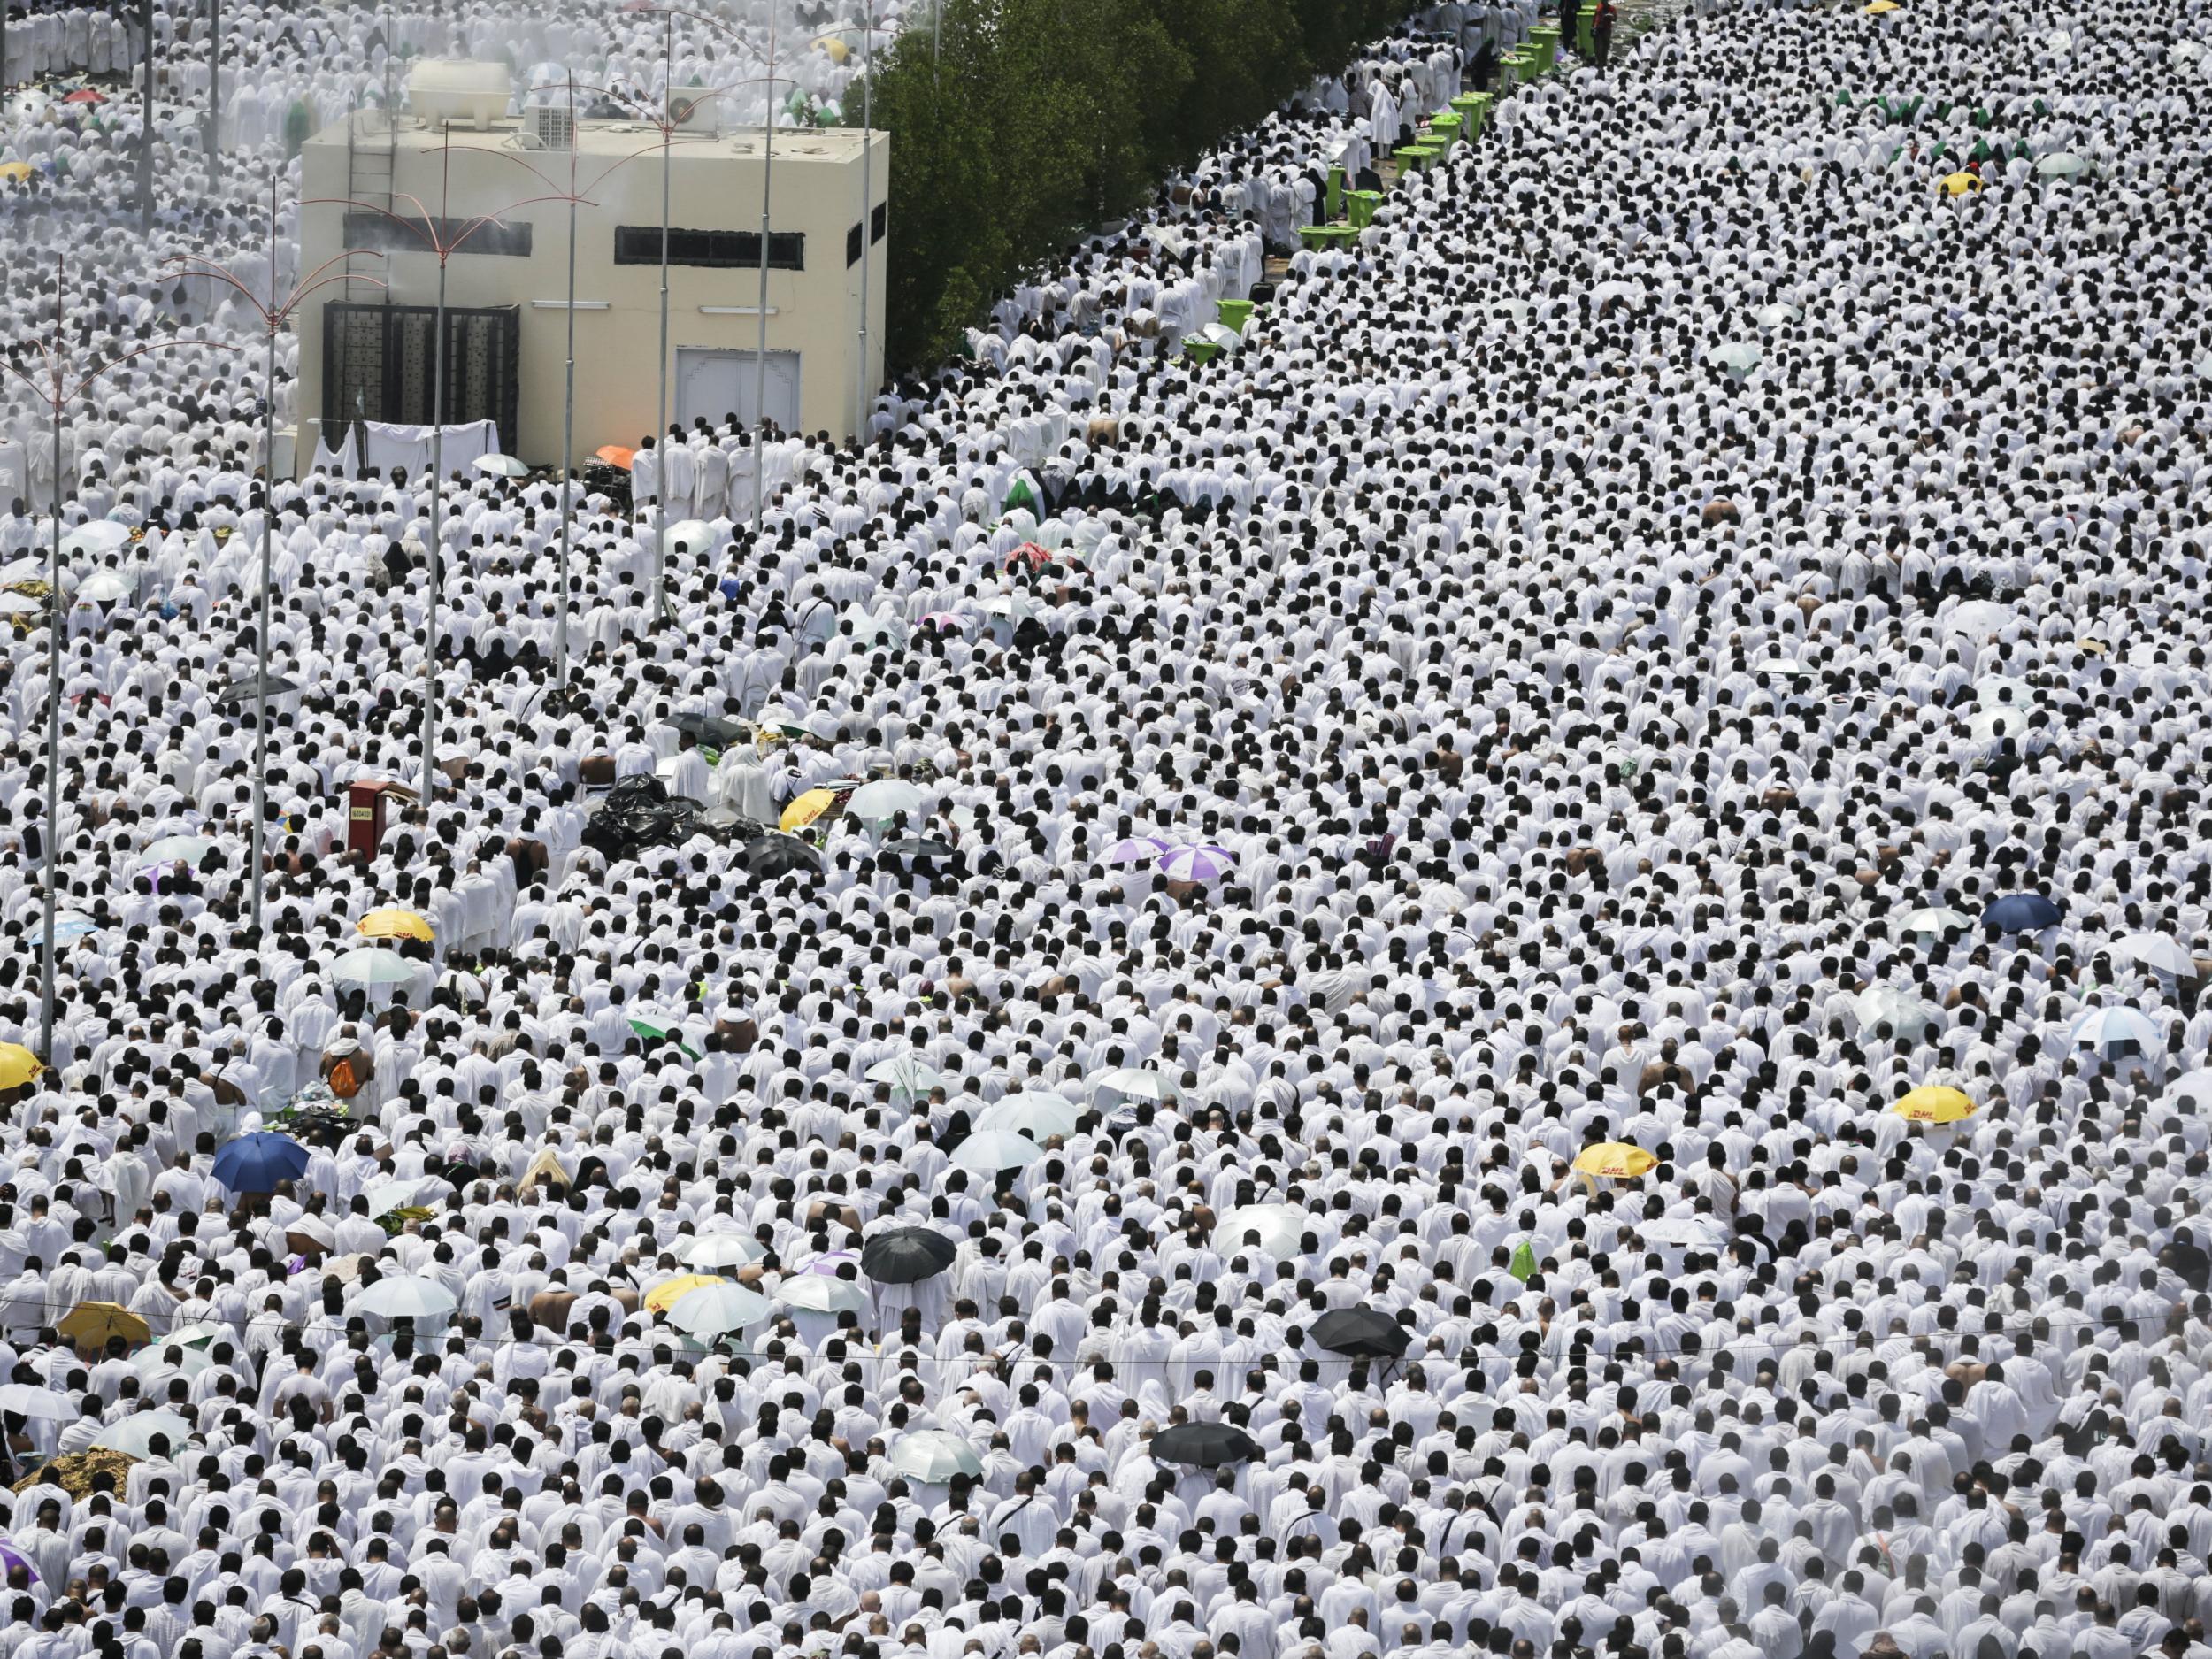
[295,119,888,474]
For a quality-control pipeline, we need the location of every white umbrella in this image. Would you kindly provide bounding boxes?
[358,1173,450,1217]
[1632,1216,1728,1248]
[78,570,133,603]
[1943,600,2011,636]
[887,1429,982,1483]
[163,1320,228,1349]
[472,453,529,478]
[865,1056,948,1096]
[664,1280,772,1335]
[0,1383,81,1422]
[1215,1202,1308,1257]
[949,1130,1045,1173]
[1898,905,1975,941]
[1706,341,1761,379]
[142,834,217,864]
[2036,152,2089,178]
[1854,987,1941,1040]
[133,1343,216,1383]
[659,518,718,555]
[332,947,415,987]
[1755,302,1801,326]
[1094,1066,1176,1104]
[349,1276,458,1319]
[976,1093,1082,1140]
[59,522,129,559]
[776,1275,870,1315]
[2161,1068,2212,1112]
[92,1409,196,1455]
[2070,1006,2163,1064]
[849,779,929,822]
[679,1232,765,1270]
[2114,934,2197,978]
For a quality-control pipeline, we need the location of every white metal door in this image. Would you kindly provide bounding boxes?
[676,348,801,433]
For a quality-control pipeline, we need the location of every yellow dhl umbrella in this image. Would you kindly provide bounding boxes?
[358,907,434,941]
[780,788,838,832]
[645,1273,726,1314]
[58,1302,150,1351]
[1942,170,1984,196]
[1893,1086,1976,1124]
[0,162,35,185]
[0,1041,43,1089]
[1573,1142,1658,1179]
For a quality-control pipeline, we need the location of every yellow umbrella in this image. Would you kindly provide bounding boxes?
[58,1302,150,1351]
[0,1041,42,1089]
[0,163,34,184]
[1573,1142,1658,1179]
[780,788,837,832]
[1893,1086,1976,1124]
[1942,170,1984,196]
[644,1273,726,1314]
[1862,2,1901,12]
[358,907,434,941]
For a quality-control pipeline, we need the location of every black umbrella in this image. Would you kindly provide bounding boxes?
[666,712,749,748]
[1310,1308,1411,1360]
[859,1226,957,1285]
[212,672,302,710]
[744,837,823,879]
[1150,1421,1262,1468]
[883,836,958,860]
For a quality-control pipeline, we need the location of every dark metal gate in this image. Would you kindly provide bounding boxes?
[321,301,521,462]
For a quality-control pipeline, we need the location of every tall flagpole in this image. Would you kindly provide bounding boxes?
[557,71,579,686]
[753,0,777,545]
[855,0,875,446]
[652,7,674,615]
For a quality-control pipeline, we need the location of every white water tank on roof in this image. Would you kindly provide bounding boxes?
[407,60,513,131]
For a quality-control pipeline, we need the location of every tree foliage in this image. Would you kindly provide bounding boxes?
[848,0,1425,372]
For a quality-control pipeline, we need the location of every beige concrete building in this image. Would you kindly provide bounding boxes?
[293,83,887,474]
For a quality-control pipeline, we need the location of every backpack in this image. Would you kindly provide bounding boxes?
[328,1056,364,1100]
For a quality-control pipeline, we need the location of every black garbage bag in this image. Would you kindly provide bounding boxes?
[580,774,728,861]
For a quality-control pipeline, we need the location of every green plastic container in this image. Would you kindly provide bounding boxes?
[1326,163,1346,221]
[1501,48,1537,86]
[1452,91,1493,138]
[1182,337,1221,365]
[1530,24,1561,72]
[1396,143,1442,173]
[1345,188,1383,227]
[1217,298,1256,334]
[1297,223,1358,251]
[1428,111,1463,144]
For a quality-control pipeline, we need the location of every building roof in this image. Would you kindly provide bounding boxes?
[303,113,874,165]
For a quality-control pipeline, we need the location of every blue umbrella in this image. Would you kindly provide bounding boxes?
[1982,893,2062,933]
[211,1131,310,1194]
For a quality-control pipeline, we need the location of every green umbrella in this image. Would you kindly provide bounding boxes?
[628,1017,701,1059]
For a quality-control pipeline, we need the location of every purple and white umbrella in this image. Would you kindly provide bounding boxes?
[1158,844,1237,882]
[1106,836,1171,866]
[0,1537,35,1580]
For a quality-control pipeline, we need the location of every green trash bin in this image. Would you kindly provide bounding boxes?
[1182,337,1222,365]
[1217,298,1256,334]
[1297,224,1357,252]
[1501,48,1537,86]
[1575,10,1594,55]
[1395,143,1442,173]
[1530,24,1561,73]
[1428,111,1463,145]
[1326,163,1346,221]
[1345,188,1383,227]
[1452,91,1493,139]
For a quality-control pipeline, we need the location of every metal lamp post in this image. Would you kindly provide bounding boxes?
[0,259,204,1056]
[310,145,570,804]
[166,188,382,933]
